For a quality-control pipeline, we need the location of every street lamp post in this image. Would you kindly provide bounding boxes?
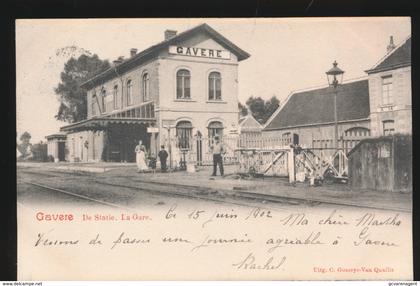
[326,61,345,151]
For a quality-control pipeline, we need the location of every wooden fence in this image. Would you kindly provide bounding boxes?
[165,135,240,167]
[239,133,291,149]
[312,134,371,155]
[165,133,293,168]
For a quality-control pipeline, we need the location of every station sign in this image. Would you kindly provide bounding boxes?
[169,45,230,60]
[147,127,159,133]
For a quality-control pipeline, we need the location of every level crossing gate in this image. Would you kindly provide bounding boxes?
[165,133,351,182]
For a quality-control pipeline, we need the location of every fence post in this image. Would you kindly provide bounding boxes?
[288,146,295,183]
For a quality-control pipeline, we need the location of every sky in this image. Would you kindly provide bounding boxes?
[16,17,411,143]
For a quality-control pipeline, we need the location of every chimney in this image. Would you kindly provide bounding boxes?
[164,29,177,41]
[130,48,138,57]
[113,57,124,66]
[387,36,396,53]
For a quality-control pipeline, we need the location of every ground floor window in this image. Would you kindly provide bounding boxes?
[344,127,371,137]
[282,132,291,144]
[176,121,192,149]
[208,121,223,138]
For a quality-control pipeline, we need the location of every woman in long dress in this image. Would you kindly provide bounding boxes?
[135,141,148,172]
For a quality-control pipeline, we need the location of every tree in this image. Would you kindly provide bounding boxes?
[20,131,31,142]
[17,131,33,160]
[238,102,248,117]
[239,95,280,124]
[54,54,110,123]
[264,96,280,122]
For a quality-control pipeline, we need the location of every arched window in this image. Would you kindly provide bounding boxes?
[142,73,150,102]
[208,72,221,100]
[91,94,97,116]
[176,69,191,99]
[282,132,292,144]
[176,121,192,149]
[113,85,119,110]
[126,79,133,106]
[383,120,395,135]
[101,89,106,113]
[208,121,223,138]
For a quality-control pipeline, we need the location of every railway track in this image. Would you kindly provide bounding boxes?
[19,168,409,213]
[19,169,300,212]
[21,181,135,210]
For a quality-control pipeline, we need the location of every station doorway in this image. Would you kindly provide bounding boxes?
[58,142,66,161]
[105,123,151,162]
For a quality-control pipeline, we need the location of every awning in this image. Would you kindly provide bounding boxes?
[45,132,67,141]
[60,117,156,132]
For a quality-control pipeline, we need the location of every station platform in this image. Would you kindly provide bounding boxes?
[17,162,412,212]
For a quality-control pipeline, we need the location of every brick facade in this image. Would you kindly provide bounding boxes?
[61,24,249,162]
[368,66,412,136]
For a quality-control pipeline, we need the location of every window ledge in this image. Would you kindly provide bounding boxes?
[174,99,196,102]
[206,100,227,104]
[379,104,395,111]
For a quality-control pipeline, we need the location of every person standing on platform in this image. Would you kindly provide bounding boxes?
[158,145,169,172]
[135,140,148,172]
[210,136,225,176]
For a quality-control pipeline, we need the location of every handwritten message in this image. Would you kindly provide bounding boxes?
[20,203,411,280]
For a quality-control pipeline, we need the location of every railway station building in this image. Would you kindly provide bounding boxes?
[60,24,250,162]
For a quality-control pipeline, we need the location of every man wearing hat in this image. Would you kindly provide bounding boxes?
[210,135,225,176]
[158,145,169,172]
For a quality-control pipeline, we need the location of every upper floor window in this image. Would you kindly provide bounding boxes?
[208,72,222,101]
[127,79,133,106]
[383,120,395,136]
[176,69,191,99]
[113,85,119,110]
[91,94,97,116]
[101,89,107,113]
[208,121,223,138]
[381,75,393,105]
[142,73,150,101]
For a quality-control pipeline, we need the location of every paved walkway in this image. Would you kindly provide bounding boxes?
[18,162,412,212]
[18,162,134,173]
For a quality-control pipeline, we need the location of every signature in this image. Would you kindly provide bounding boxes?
[232,252,286,270]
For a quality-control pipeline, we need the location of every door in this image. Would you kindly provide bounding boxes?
[79,138,84,162]
[195,131,203,165]
[58,142,65,161]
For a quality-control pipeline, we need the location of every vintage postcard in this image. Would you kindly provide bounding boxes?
[16,18,412,280]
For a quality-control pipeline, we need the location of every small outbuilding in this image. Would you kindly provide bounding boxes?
[238,113,263,135]
[46,133,67,162]
[348,135,412,193]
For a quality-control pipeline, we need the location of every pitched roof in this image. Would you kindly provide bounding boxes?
[264,79,370,131]
[239,114,263,132]
[366,37,411,74]
[81,23,250,89]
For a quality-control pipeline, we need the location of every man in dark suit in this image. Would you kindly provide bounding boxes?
[158,145,169,172]
[210,136,225,176]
